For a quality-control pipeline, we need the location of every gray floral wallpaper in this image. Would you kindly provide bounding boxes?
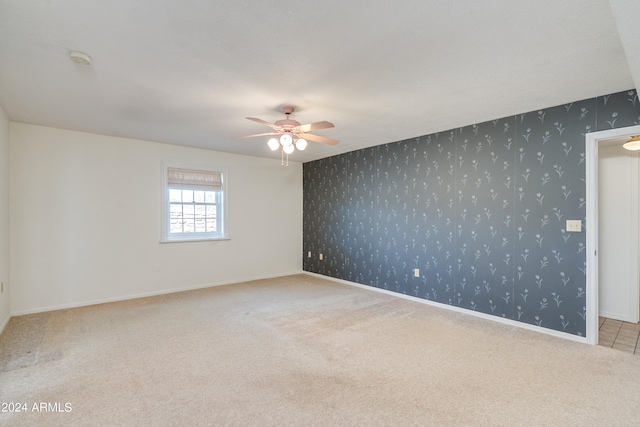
[303,89,640,336]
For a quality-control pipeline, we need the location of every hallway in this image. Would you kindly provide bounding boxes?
[598,317,640,354]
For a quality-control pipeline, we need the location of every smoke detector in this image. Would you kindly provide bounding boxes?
[69,51,91,65]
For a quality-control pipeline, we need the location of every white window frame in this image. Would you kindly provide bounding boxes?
[160,161,229,243]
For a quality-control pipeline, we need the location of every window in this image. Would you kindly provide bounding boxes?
[161,163,227,242]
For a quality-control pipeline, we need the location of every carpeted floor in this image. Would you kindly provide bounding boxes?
[1,274,639,426]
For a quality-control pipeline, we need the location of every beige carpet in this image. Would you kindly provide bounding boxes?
[1,274,639,426]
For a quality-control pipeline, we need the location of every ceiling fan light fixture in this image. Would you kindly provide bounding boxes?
[239,106,339,165]
[623,135,640,151]
[280,133,293,147]
[267,138,280,151]
[283,143,295,154]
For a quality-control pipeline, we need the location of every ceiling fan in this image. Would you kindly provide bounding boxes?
[237,106,339,155]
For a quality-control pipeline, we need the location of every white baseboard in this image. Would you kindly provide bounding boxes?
[303,271,589,345]
[598,310,636,323]
[0,311,10,337]
[10,271,304,316]
[7,271,589,345]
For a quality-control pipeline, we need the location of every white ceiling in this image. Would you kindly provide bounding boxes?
[1,0,639,163]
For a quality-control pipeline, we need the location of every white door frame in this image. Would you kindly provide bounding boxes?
[585,125,640,345]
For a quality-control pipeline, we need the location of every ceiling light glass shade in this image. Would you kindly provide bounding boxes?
[295,138,307,151]
[280,134,293,147]
[623,135,640,151]
[267,138,280,151]
[283,143,295,154]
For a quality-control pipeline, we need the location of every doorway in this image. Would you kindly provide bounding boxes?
[586,125,640,345]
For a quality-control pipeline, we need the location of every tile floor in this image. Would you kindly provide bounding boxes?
[598,317,640,355]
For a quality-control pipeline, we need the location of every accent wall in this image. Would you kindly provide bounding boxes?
[303,89,640,337]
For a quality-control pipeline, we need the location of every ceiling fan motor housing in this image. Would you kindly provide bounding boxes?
[274,119,301,131]
[275,106,300,131]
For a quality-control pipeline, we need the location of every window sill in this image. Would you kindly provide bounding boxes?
[159,237,230,244]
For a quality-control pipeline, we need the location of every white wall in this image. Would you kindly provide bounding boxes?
[598,144,639,322]
[0,106,9,331]
[9,123,303,314]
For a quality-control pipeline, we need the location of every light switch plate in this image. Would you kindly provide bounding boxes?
[319,253,323,260]
[566,220,582,232]
[413,268,420,278]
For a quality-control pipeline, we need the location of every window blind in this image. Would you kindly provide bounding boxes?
[167,167,222,191]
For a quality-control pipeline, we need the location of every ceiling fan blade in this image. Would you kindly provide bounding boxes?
[235,132,280,139]
[297,121,335,133]
[300,132,339,146]
[246,117,278,129]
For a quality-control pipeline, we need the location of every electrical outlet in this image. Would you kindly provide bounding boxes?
[319,253,323,261]
[308,251,311,258]
[413,268,420,278]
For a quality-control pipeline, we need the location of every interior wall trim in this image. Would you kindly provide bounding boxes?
[9,271,303,317]
[303,271,588,345]
[0,311,9,337]
[585,124,640,345]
